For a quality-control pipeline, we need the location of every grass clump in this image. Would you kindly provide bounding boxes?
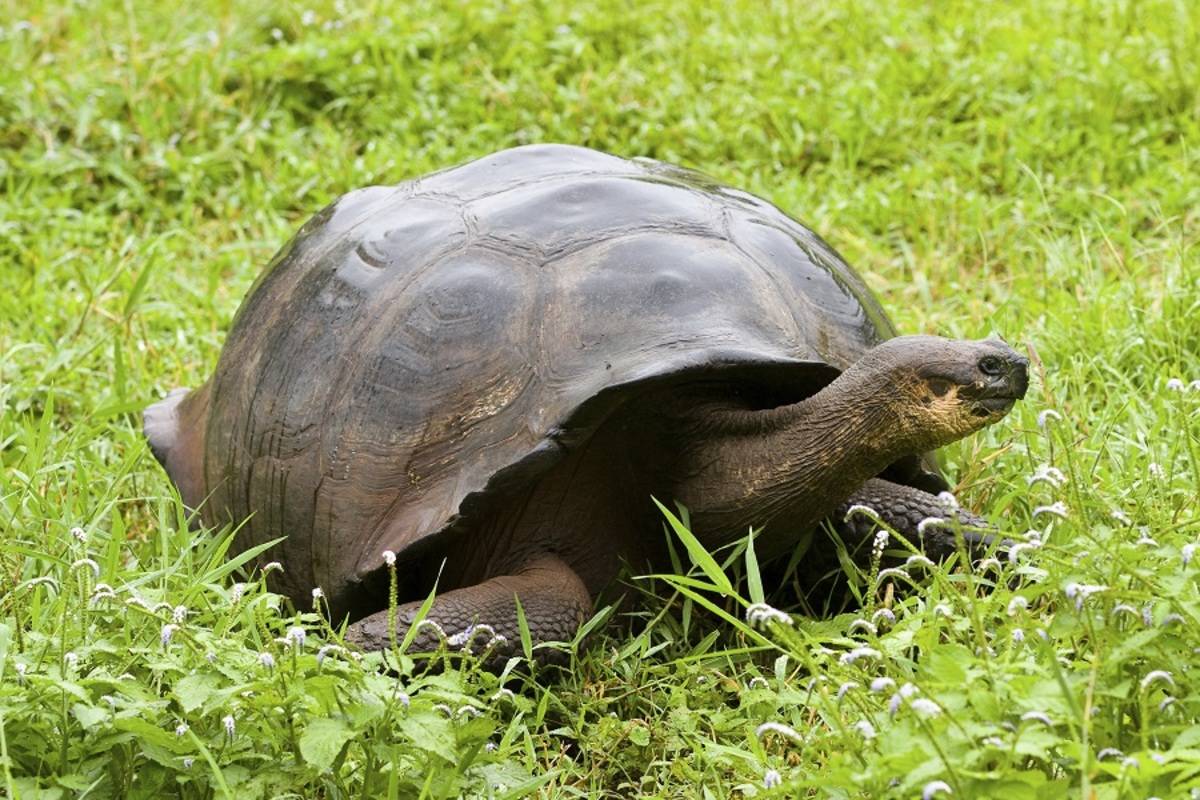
[2,0,1198,797]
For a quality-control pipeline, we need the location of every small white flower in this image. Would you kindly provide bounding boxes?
[904,555,934,569]
[836,681,859,701]
[1140,670,1175,691]
[287,626,306,649]
[933,603,953,618]
[15,662,27,683]
[872,608,896,626]
[1012,628,1025,643]
[1020,711,1053,726]
[1112,603,1138,618]
[1147,462,1166,479]
[1162,613,1184,627]
[1122,756,1139,770]
[1143,604,1155,626]
[899,682,920,699]
[205,651,217,664]
[755,722,804,743]
[311,587,324,607]
[382,550,397,567]
[844,504,882,524]
[1167,378,1186,391]
[183,757,194,768]
[70,526,88,543]
[1136,530,1159,547]
[1159,696,1177,712]
[869,677,895,693]
[936,491,959,510]
[981,736,1005,748]
[1183,544,1196,567]
[876,567,909,581]
[872,530,889,557]
[71,558,101,577]
[456,704,481,719]
[917,517,945,535]
[261,561,283,574]
[1027,464,1067,488]
[414,618,448,641]
[1110,508,1132,525]
[763,768,782,789]
[490,688,515,703]
[316,644,341,666]
[1033,502,1069,520]
[839,647,882,666]
[1096,747,1123,760]
[222,714,236,738]
[175,722,189,736]
[745,603,793,629]
[1007,596,1029,615]
[258,652,275,669]
[911,698,941,717]
[1063,582,1107,610]
[1007,541,1042,564]
[161,624,178,647]
[923,780,953,799]
[397,691,411,708]
[230,583,246,603]
[848,619,877,636]
[747,676,769,690]
[976,557,1003,571]
[853,720,876,739]
[301,9,316,25]
[888,692,903,716]
[172,605,188,623]
[1191,380,1200,392]
[1037,409,1062,428]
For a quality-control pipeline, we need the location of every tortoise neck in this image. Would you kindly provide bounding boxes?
[670,364,913,558]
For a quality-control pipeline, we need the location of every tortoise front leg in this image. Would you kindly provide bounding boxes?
[832,477,997,562]
[344,554,592,668]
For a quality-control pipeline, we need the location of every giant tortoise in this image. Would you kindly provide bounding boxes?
[145,144,1027,663]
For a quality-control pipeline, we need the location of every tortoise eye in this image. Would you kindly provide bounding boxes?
[978,356,1005,377]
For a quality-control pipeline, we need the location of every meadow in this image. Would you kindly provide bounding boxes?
[1,0,1198,796]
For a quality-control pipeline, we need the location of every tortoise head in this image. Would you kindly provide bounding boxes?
[855,335,1029,451]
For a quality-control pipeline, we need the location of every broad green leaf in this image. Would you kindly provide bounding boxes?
[299,717,356,772]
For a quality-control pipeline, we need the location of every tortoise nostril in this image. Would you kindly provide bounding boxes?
[978,356,1005,377]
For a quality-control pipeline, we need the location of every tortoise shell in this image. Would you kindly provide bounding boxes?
[161,144,942,618]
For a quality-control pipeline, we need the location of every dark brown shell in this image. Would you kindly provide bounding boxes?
[175,144,933,615]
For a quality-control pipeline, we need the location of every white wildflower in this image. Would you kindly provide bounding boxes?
[872,608,896,626]
[917,517,945,535]
[848,619,877,636]
[839,647,881,666]
[843,504,882,524]
[923,780,953,799]
[1183,544,1196,567]
[172,605,188,623]
[911,698,941,717]
[1063,582,1107,610]
[1191,380,1200,392]
[755,722,805,743]
[1007,541,1042,564]
[1007,596,1029,615]
[1027,464,1067,488]
[872,530,889,558]
[490,688,515,703]
[1162,613,1184,627]
[301,9,316,25]
[1143,604,1155,626]
[936,491,959,510]
[904,555,935,569]
[71,558,100,577]
[976,557,1003,571]
[397,691,411,708]
[230,583,246,604]
[485,740,498,752]
[15,663,27,683]
[745,603,793,629]
[853,720,876,739]
[382,550,397,567]
[876,567,909,580]
[1037,409,1062,428]
[1147,462,1165,479]
[1096,747,1123,760]
[258,652,275,669]
[70,526,88,543]
[1033,502,1069,520]
[1112,603,1138,618]
[899,682,920,699]
[287,626,306,649]
[888,692,903,716]
[981,736,1005,748]
[1020,711,1053,726]
[316,644,341,666]
[1110,508,1132,525]
[222,714,236,738]
[1159,696,1177,712]
[933,603,953,618]
[835,681,859,701]
[763,769,782,789]
[1167,378,1186,392]
[456,704,481,719]
[1122,756,1139,770]
[311,587,324,607]
[869,677,895,693]
[1012,628,1025,643]
[261,561,283,574]
[161,624,177,647]
[747,676,769,690]
[175,722,189,736]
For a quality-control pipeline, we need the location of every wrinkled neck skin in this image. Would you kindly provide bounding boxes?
[669,361,926,561]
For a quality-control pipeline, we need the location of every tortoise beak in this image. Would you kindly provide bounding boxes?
[967,344,1029,416]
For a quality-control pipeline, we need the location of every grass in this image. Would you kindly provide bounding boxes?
[1,0,1198,796]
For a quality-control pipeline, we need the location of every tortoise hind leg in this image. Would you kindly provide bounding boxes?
[144,384,210,514]
[344,554,592,668]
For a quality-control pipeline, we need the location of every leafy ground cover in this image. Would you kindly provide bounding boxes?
[1,0,1198,796]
